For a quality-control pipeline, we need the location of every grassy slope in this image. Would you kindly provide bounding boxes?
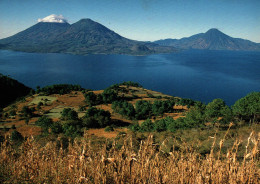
[0,85,259,183]
[0,85,258,154]
[0,86,184,136]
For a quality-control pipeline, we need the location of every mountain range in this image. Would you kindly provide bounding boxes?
[154,28,260,51]
[0,19,175,55]
[0,19,259,55]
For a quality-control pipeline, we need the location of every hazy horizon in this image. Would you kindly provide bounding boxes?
[0,0,260,42]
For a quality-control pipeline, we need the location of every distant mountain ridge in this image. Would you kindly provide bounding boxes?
[154,28,260,51]
[0,18,176,55]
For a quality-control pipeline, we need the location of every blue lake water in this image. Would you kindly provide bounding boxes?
[0,49,259,105]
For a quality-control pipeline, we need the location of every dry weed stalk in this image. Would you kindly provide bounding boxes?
[0,130,259,183]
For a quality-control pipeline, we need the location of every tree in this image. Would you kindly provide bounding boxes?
[101,88,118,103]
[205,99,231,125]
[135,100,152,120]
[154,119,167,132]
[37,102,43,110]
[50,122,63,134]
[119,81,142,88]
[140,119,154,132]
[152,101,165,116]
[20,106,34,118]
[37,84,83,95]
[176,98,195,107]
[232,92,260,123]
[104,126,114,132]
[184,106,205,128]
[9,110,16,116]
[151,100,174,116]
[36,116,53,132]
[219,106,233,125]
[61,108,78,121]
[25,118,29,125]
[129,122,140,132]
[62,121,82,137]
[112,100,135,119]
[11,124,16,129]
[83,107,111,128]
[85,92,99,106]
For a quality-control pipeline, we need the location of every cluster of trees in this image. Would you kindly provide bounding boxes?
[84,82,196,121]
[84,81,143,106]
[36,84,83,95]
[82,107,111,128]
[174,98,195,107]
[112,100,135,119]
[130,116,204,133]
[118,81,142,88]
[130,92,260,133]
[61,108,78,121]
[105,81,142,91]
[84,88,118,106]
[112,99,176,120]
[35,107,112,137]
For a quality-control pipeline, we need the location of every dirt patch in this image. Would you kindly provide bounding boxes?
[17,125,42,137]
[87,128,128,138]
[56,92,85,107]
[174,105,188,110]
[93,90,103,95]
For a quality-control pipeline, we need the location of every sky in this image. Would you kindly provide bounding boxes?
[0,0,260,42]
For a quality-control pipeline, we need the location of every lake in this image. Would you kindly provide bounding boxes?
[0,49,259,105]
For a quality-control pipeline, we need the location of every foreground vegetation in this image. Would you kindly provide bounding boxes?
[0,128,259,183]
[0,79,259,183]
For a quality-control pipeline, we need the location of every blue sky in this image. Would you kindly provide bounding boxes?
[0,0,260,42]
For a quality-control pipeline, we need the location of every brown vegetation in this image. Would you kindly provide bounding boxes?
[0,128,259,183]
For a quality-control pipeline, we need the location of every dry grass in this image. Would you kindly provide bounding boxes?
[0,127,259,183]
[87,128,128,138]
[28,96,57,106]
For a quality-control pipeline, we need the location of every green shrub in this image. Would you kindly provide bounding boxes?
[78,106,86,112]
[112,100,135,119]
[101,88,118,103]
[36,116,53,132]
[84,92,101,106]
[140,119,154,132]
[83,107,111,128]
[119,81,142,88]
[61,108,78,121]
[205,99,232,125]
[62,121,82,137]
[51,122,63,134]
[11,130,23,141]
[9,110,16,116]
[129,122,140,132]
[104,126,114,132]
[20,106,34,118]
[135,100,152,120]
[154,119,167,132]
